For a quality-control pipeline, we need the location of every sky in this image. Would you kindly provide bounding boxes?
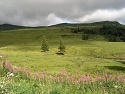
[0,0,125,26]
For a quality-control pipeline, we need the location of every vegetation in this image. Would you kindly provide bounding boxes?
[0,61,125,94]
[71,21,125,42]
[58,37,66,54]
[41,36,49,52]
[82,34,89,40]
[0,21,125,93]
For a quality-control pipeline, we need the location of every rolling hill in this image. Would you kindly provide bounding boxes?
[0,21,123,31]
[0,21,125,44]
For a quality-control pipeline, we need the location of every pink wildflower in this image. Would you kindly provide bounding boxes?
[103,73,108,77]
[23,67,27,73]
[13,67,18,73]
[5,61,10,68]
[1,55,5,59]
[40,72,45,79]
[60,69,67,75]
[87,75,91,81]
[117,76,124,82]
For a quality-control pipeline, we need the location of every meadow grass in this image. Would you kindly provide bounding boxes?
[0,62,125,94]
[0,28,125,74]
[0,27,125,93]
[0,40,125,74]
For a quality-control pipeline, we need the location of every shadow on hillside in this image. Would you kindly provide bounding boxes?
[116,60,125,64]
[105,66,125,72]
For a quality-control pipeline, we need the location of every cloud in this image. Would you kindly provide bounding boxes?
[0,0,125,26]
[46,14,65,25]
[77,8,125,23]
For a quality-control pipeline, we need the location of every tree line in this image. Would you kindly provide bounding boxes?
[71,25,125,42]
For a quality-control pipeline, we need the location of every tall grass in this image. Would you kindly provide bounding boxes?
[0,61,125,94]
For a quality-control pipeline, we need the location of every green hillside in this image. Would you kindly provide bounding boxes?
[0,21,125,93]
[0,21,125,74]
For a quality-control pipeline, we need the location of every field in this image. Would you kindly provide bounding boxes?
[0,26,125,93]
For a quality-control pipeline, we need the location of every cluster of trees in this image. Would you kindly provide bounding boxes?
[41,36,66,54]
[71,25,125,42]
[100,25,125,42]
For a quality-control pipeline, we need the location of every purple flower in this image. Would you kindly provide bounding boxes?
[23,67,27,72]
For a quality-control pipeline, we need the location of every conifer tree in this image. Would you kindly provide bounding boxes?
[41,36,49,52]
[58,36,66,53]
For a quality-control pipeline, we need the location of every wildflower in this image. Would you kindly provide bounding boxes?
[33,74,37,79]
[117,76,124,82]
[13,66,18,73]
[0,55,5,59]
[103,73,108,77]
[114,85,118,88]
[87,75,91,81]
[0,85,3,88]
[2,55,5,59]
[23,67,27,72]
[7,72,14,77]
[5,61,10,68]
[40,72,45,79]
[60,69,67,75]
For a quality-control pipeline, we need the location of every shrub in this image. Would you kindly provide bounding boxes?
[82,34,89,40]
[41,36,49,52]
[58,37,66,53]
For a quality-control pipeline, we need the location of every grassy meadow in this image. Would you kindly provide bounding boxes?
[0,26,125,93]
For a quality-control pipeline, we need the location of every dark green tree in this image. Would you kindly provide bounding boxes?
[82,34,89,40]
[58,37,66,53]
[41,36,49,52]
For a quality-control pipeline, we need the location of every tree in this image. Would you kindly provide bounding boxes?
[58,37,66,53]
[82,34,89,40]
[73,28,78,33]
[41,36,49,52]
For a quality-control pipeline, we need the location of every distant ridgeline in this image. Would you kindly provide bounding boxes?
[51,21,121,27]
[70,21,125,42]
[0,24,27,31]
[0,24,45,31]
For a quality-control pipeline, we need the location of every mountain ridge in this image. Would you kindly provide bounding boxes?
[0,21,122,31]
[50,21,121,27]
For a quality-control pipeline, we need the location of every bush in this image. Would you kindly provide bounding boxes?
[41,36,49,52]
[82,34,89,40]
[58,37,66,53]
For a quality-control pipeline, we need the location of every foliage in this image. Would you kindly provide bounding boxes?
[0,62,125,94]
[71,24,125,42]
[100,25,125,42]
[58,36,66,53]
[82,34,89,40]
[41,36,49,52]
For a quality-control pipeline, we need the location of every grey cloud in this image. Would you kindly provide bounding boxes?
[0,0,125,26]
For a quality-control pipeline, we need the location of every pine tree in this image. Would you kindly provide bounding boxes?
[41,36,49,52]
[58,37,66,53]
[82,34,89,40]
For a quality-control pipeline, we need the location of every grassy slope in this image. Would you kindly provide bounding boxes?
[0,26,125,75]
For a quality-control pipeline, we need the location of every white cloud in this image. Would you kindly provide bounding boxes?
[46,14,64,25]
[77,8,125,23]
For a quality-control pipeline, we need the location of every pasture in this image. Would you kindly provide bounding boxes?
[0,27,125,75]
[0,26,125,93]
